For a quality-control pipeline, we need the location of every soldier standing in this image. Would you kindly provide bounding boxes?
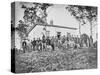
[32,38,36,51]
[42,34,46,51]
[22,40,27,53]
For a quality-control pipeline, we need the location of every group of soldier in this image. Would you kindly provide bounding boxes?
[22,33,96,53]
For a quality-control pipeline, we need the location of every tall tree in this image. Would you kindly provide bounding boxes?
[66,5,97,37]
[16,20,27,38]
[21,3,53,36]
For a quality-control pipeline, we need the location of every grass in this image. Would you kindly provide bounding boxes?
[15,47,97,73]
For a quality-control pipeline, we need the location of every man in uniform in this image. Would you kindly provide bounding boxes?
[42,34,46,51]
[31,38,36,51]
[22,40,27,53]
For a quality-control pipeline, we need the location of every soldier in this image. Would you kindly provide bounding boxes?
[36,38,39,51]
[42,34,46,51]
[38,38,42,51]
[62,35,66,44]
[57,32,61,39]
[22,40,27,53]
[50,38,55,51]
[46,37,51,45]
[80,34,90,48]
[31,38,36,51]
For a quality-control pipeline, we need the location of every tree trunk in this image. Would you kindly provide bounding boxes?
[90,22,93,47]
[90,22,92,37]
[79,22,81,36]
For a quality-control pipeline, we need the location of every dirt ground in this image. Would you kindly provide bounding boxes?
[15,47,97,73]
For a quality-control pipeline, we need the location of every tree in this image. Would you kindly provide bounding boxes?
[16,20,27,38]
[22,3,53,25]
[66,5,97,37]
[84,6,97,37]
[21,3,53,36]
[66,5,97,47]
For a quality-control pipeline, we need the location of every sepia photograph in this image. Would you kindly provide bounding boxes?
[11,2,98,73]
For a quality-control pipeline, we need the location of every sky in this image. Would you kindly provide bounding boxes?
[14,2,97,49]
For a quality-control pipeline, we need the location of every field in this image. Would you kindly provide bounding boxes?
[15,47,97,73]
